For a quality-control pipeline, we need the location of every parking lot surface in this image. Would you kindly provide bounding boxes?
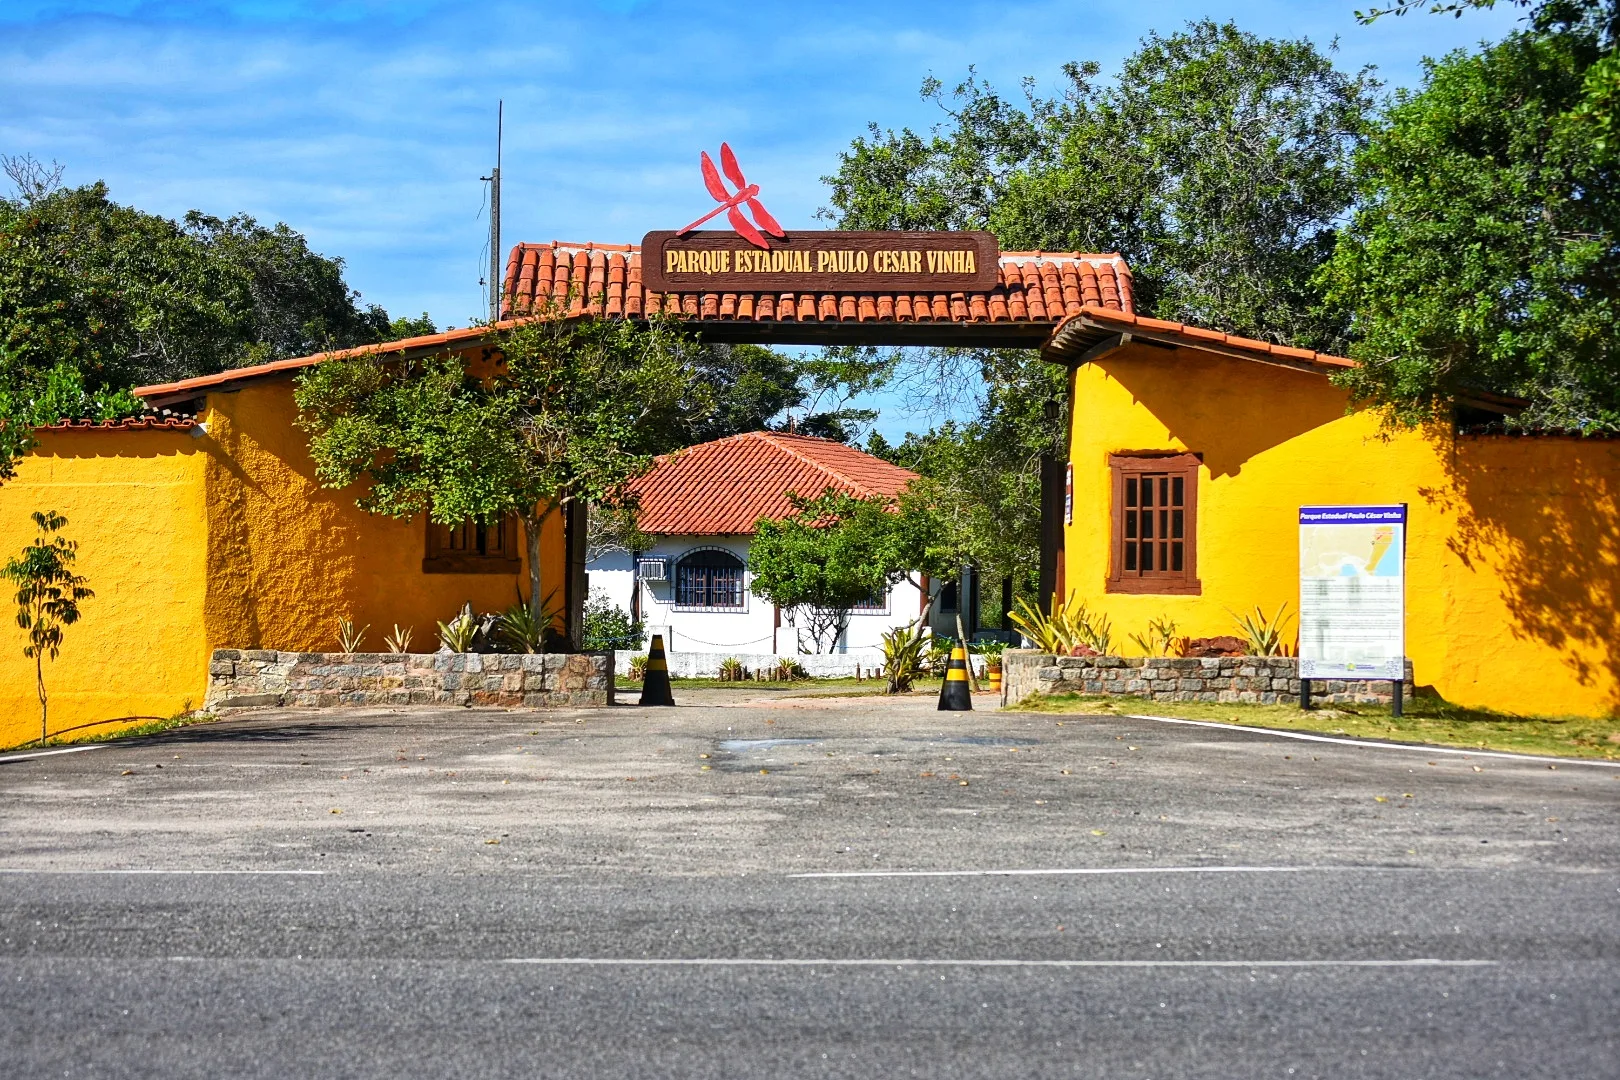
[2,690,1616,1078]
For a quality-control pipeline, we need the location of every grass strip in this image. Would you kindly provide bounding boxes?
[3,711,222,753]
[1011,693,1620,761]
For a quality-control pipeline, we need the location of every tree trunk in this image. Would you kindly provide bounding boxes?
[955,610,982,692]
[36,652,46,748]
[521,508,545,652]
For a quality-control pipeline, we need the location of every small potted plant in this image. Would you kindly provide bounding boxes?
[975,640,1007,694]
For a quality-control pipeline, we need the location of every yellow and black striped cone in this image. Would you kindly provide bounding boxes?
[640,634,676,707]
[937,645,973,711]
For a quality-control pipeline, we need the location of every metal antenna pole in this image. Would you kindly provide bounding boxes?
[488,101,503,324]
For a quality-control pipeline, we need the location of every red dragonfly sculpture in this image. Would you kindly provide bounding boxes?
[677,143,786,250]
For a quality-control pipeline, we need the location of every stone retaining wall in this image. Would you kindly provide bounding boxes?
[205,650,613,710]
[1001,650,1414,708]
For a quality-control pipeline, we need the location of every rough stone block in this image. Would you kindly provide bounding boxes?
[464,654,483,673]
[502,671,523,692]
[1259,692,1278,705]
[208,661,235,677]
[1177,678,1204,692]
[242,650,278,662]
[212,649,242,661]
[219,692,282,709]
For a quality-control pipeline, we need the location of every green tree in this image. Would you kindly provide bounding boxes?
[747,488,941,653]
[294,305,709,638]
[1326,1,1620,428]
[1321,12,1620,428]
[824,20,1377,348]
[0,156,421,477]
[2,510,93,747]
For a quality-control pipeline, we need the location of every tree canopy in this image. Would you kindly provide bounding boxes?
[294,306,709,633]
[747,488,941,654]
[0,162,412,391]
[1325,0,1620,429]
[824,20,1377,348]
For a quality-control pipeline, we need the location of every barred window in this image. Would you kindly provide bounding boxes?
[1107,454,1201,595]
[851,585,889,612]
[675,549,746,609]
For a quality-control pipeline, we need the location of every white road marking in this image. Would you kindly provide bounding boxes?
[502,957,1496,969]
[792,865,1386,880]
[1125,714,1620,768]
[0,868,325,875]
[0,744,104,763]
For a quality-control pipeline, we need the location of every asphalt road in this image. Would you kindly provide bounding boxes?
[2,689,1617,1078]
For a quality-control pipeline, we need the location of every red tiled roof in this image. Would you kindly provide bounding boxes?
[629,431,918,536]
[1044,308,1355,374]
[134,325,504,403]
[37,417,198,432]
[501,241,1134,323]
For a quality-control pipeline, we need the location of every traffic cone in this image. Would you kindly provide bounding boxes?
[639,634,676,707]
[937,644,973,711]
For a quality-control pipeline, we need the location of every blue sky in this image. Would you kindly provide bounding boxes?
[2,0,1520,434]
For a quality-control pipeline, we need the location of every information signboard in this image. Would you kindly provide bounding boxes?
[1298,505,1406,680]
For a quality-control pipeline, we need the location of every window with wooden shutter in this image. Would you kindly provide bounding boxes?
[424,516,522,574]
[1107,454,1200,595]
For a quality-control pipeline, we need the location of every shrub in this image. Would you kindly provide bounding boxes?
[627,655,648,681]
[973,639,1007,669]
[718,657,748,681]
[583,588,644,651]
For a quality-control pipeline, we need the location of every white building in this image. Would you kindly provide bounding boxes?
[588,431,928,674]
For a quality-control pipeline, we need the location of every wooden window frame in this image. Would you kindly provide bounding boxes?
[1106,453,1201,595]
[423,516,522,575]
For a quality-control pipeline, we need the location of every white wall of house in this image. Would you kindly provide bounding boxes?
[587,533,926,664]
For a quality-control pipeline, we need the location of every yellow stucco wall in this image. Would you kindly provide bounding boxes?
[198,375,565,653]
[0,370,570,749]
[0,430,211,748]
[1064,345,1620,718]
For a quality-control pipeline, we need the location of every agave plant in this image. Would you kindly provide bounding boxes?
[1129,615,1179,657]
[718,657,748,681]
[627,655,649,681]
[1010,592,1109,656]
[336,616,369,654]
[437,606,478,653]
[1229,602,1295,656]
[771,658,809,682]
[879,623,928,694]
[383,624,414,653]
[496,589,563,653]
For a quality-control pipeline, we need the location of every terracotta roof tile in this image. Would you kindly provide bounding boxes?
[1044,307,1357,373]
[39,417,197,432]
[628,431,919,536]
[501,241,1135,323]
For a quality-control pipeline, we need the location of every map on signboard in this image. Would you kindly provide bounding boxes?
[1300,523,1401,582]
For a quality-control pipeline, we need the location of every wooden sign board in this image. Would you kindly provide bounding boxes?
[640,230,1001,294]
